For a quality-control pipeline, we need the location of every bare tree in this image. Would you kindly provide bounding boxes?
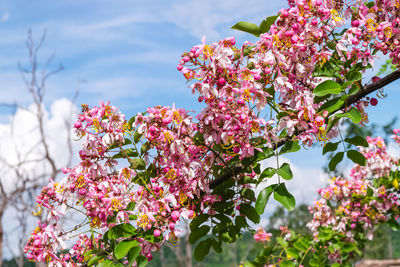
[0,30,77,267]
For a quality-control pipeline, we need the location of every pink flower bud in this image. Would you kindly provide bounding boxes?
[177,64,183,71]
[146,253,153,261]
[217,77,226,86]
[237,98,245,105]
[351,20,359,27]
[169,222,175,230]
[171,210,180,221]
[370,98,378,106]
[372,76,381,83]
[154,229,162,237]
[253,73,261,80]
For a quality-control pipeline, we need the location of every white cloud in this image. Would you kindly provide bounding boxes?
[1,12,9,22]
[0,98,79,258]
[163,0,286,40]
[0,98,79,192]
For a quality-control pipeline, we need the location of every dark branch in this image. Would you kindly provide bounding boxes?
[210,70,400,189]
[343,70,400,108]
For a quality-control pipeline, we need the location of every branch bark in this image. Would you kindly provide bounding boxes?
[210,70,400,189]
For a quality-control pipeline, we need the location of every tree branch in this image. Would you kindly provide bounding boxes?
[210,70,400,189]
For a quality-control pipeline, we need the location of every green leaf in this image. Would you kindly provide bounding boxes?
[127,116,136,128]
[87,255,103,266]
[140,142,151,154]
[326,117,341,133]
[194,238,212,261]
[108,223,136,239]
[259,15,278,33]
[348,84,359,95]
[127,246,141,266]
[365,1,375,8]
[276,237,288,248]
[387,219,400,231]
[342,242,357,253]
[280,260,296,267]
[136,255,148,267]
[286,247,300,259]
[211,239,222,253]
[344,136,368,147]
[260,167,276,180]
[235,216,248,229]
[243,262,258,267]
[231,21,261,37]
[112,148,139,159]
[323,142,339,155]
[326,41,336,50]
[345,71,362,81]
[341,81,353,89]
[97,260,113,267]
[276,163,293,180]
[329,152,344,171]
[114,240,139,259]
[335,107,362,124]
[188,225,210,244]
[255,184,277,214]
[240,188,255,201]
[347,150,366,166]
[133,131,142,143]
[253,163,261,174]
[273,183,295,211]
[314,80,342,97]
[130,158,146,170]
[293,240,308,251]
[190,214,209,231]
[240,203,260,223]
[317,97,344,113]
[279,140,300,155]
[367,187,373,197]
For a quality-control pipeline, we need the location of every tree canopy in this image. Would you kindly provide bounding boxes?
[24,0,400,266]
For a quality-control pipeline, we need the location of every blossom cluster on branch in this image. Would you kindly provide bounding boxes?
[249,130,400,266]
[24,0,400,266]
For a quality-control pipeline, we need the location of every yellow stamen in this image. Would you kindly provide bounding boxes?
[331,9,342,22]
[163,131,174,144]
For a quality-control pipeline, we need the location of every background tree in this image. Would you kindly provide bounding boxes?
[0,31,76,266]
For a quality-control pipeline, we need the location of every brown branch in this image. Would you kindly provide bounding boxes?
[342,70,400,108]
[210,70,400,189]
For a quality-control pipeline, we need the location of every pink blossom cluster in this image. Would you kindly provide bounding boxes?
[307,131,400,261]
[26,103,243,266]
[178,0,400,152]
[351,136,398,179]
[338,0,400,66]
[253,228,272,243]
[25,102,134,265]
[133,105,216,244]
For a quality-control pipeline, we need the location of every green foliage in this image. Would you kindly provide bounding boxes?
[328,152,344,171]
[314,80,342,96]
[276,163,293,180]
[273,183,295,211]
[259,15,278,34]
[255,184,276,214]
[231,22,261,37]
[335,107,362,124]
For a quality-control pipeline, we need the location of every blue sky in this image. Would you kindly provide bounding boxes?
[0,0,399,199]
[1,0,400,258]
[0,0,286,115]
